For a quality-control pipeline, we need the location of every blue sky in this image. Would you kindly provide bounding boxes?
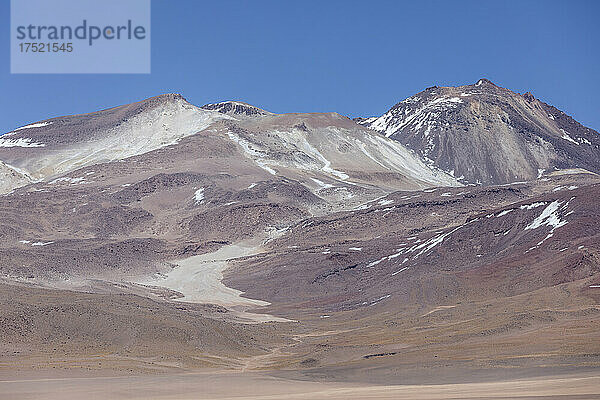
[1,0,599,133]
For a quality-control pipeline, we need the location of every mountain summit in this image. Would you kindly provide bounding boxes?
[201,101,274,117]
[356,79,600,184]
[0,94,232,182]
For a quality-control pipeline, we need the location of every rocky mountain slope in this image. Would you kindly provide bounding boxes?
[0,95,456,196]
[0,93,598,382]
[356,79,600,185]
[0,94,232,183]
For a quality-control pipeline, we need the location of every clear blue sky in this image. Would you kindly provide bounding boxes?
[1,0,599,133]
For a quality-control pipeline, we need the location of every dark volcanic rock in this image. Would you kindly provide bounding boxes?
[201,101,273,117]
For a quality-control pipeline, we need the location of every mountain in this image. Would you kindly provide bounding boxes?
[0,96,457,200]
[0,94,460,284]
[356,79,600,185]
[0,94,232,182]
[1,93,599,384]
[199,100,458,190]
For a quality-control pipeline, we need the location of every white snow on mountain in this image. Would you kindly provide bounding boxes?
[13,121,53,131]
[0,137,45,148]
[15,98,234,180]
[525,200,569,232]
[194,187,205,204]
[560,129,579,145]
[49,177,87,185]
[4,121,53,136]
[365,96,464,139]
[224,123,458,187]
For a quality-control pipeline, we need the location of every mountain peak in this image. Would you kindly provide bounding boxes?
[474,78,496,87]
[140,93,189,107]
[201,101,273,117]
[356,79,600,185]
[0,92,232,180]
[155,92,185,100]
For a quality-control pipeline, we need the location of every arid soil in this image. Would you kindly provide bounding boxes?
[1,371,599,400]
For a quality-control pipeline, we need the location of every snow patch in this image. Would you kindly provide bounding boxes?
[366,257,386,268]
[553,185,578,192]
[525,200,568,231]
[12,121,53,131]
[194,187,205,204]
[496,209,514,217]
[523,200,572,253]
[31,241,54,246]
[520,202,546,210]
[409,227,459,258]
[378,199,394,206]
[559,129,579,145]
[391,266,409,276]
[49,177,86,185]
[0,137,45,148]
